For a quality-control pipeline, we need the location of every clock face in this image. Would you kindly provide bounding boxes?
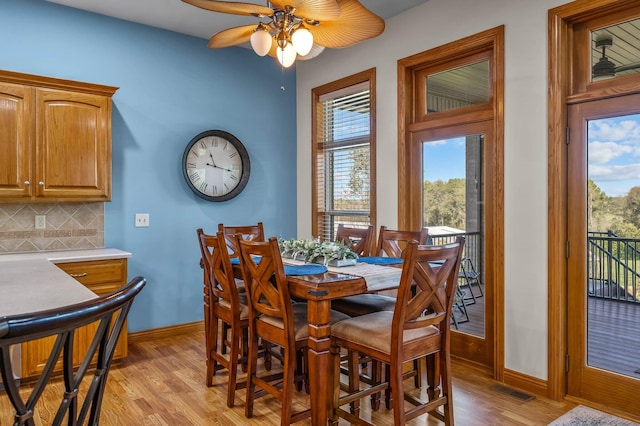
[182,130,250,202]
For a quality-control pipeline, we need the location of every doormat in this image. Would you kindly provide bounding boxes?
[549,405,640,426]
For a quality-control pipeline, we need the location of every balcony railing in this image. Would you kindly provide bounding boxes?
[429,231,482,278]
[588,231,640,303]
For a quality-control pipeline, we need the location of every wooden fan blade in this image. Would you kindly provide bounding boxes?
[181,0,274,17]
[208,25,257,48]
[269,0,341,21]
[307,0,385,49]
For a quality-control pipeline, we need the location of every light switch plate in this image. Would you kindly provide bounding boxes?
[135,213,149,227]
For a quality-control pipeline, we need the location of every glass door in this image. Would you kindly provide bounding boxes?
[413,121,494,365]
[567,94,640,416]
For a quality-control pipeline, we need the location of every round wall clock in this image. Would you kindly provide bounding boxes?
[182,130,251,202]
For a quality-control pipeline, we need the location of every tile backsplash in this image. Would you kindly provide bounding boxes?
[0,203,104,253]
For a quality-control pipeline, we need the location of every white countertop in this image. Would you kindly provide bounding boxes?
[0,248,132,263]
[0,248,132,317]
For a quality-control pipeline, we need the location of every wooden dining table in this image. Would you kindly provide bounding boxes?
[281,260,403,425]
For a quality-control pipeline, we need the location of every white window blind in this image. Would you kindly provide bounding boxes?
[315,82,372,241]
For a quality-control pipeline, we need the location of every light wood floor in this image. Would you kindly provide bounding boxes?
[1,327,586,426]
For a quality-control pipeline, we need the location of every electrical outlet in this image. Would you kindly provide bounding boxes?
[135,213,150,227]
[35,215,46,229]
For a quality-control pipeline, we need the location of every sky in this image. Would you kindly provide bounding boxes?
[420,117,640,199]
[423,136,467,181]
[588,114,640,197]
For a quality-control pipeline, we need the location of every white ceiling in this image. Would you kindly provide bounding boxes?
[45,0,430,42]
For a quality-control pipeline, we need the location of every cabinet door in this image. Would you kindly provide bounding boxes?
[0,82,33,198]
[35,89,111,201]
[21,259,128,379]
[55,259,128,360]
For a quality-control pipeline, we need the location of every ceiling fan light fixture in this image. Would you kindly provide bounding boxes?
[592,56,616,79]
[277,43,296,68]
[592,35,616,80]
[250,23,272,56]
[291,25,313,56]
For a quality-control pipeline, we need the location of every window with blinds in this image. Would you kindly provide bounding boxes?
[312,71,375,241]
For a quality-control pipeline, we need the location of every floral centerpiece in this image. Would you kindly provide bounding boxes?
[278,238,358,267]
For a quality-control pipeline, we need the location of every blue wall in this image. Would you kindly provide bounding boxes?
[1,0,298,331]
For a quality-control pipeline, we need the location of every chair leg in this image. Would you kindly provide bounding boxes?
[244,325,260,419]
[303,349,310,394]
[226,324,241,408]
[240,327,249,373]
[413,358,422,389]
[390,358,406,425]
[221,322,230,353]
[426,352,441,401]
[370,359,382,411]
[207,316,220,386]
[439,351,454,425]
[263,339,272,370]
[347,350,361,415]
[280,345,297,426]
[384,364,391,410]
[330,345,342,426]
[295,348,304,392]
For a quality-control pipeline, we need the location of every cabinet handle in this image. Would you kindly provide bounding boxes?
[69,273,88,278]
[24,181,30,186]
[39,181,44,186]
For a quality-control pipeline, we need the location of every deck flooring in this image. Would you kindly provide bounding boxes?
[454,283,640,379]
[587,297,640,378]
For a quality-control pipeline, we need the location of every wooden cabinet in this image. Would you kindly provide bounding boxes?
[0,70,118,202]
[21,258,128,379]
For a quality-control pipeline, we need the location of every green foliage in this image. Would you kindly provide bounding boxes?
[423,178,466,228]
[624,186,640,228]
[588,180,640,238]
[278,238,358,263]
[347,147,369,196]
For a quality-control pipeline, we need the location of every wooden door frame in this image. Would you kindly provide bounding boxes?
[548,0,640,401]
[398,26,504,378]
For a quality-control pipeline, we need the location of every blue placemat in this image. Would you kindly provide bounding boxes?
[357,256,404,265]
[230,256,261,265]
[284,264,328,276]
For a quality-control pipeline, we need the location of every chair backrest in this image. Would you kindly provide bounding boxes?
[197,228,242,308]
[218,222,265,258]
[237,237,295,346]
[393,237,465,349]
[0,276,146,426]
[335,224,375,257]
[376,226,429,258]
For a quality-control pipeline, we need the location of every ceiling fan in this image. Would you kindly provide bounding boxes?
[181,0,385,68]
[592,35,640,80]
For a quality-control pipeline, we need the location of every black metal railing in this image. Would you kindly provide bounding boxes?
[429,231,483,280]
[588,230,640,303]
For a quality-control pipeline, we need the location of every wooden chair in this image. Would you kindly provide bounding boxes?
[376,225,429,257]
[330,237,464,425]
[335,224,375,256]
[197,228,250,407]
[331,226,429,318]
[0,277,146,426]
[331,226,431,409]
[237,237,348,425]
[218,222,265,250]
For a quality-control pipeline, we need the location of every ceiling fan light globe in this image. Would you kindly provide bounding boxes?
[250,28,272,56]
[277,43,297,68]
[291,27,313,56]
